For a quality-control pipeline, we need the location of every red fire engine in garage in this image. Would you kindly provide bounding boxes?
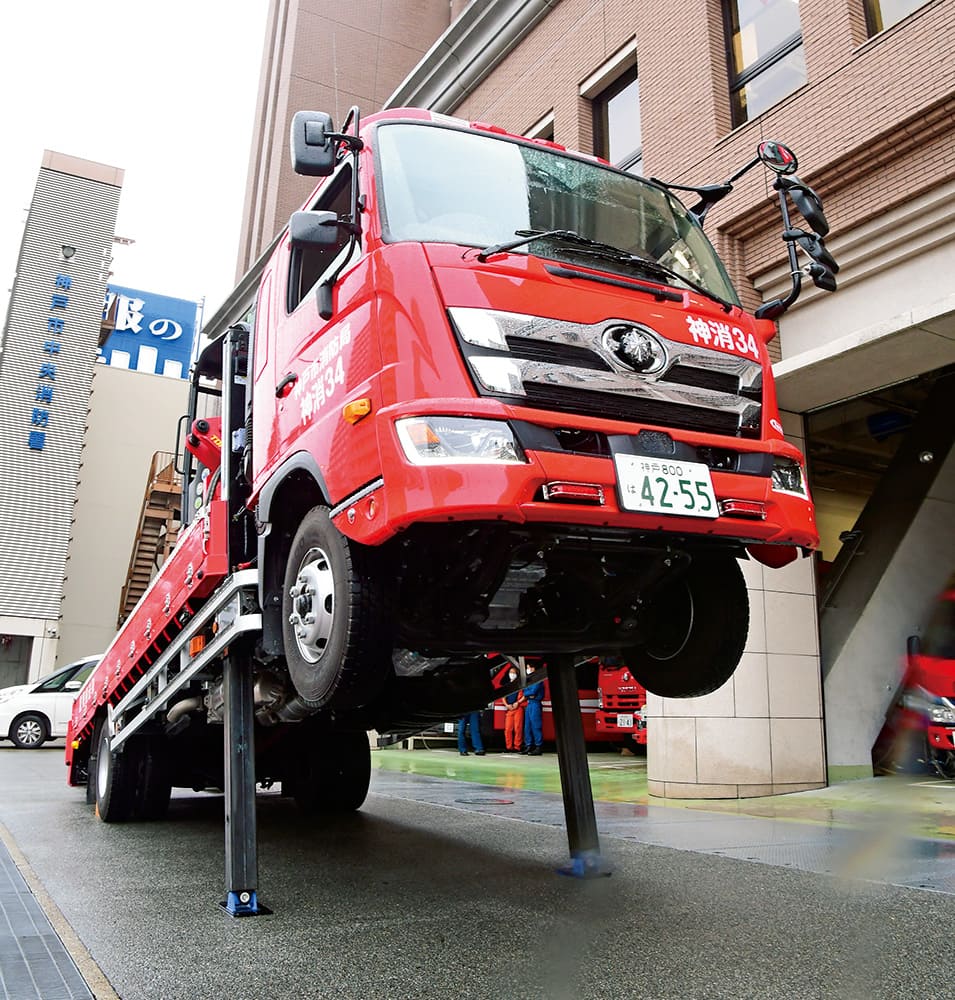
[595,661,648,748]
[66,107,837,907]
[487,658,647,748]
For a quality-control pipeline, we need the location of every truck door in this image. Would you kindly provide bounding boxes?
[271,163,360,482]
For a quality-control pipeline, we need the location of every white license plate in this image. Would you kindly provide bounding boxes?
[615,455,718,518]
[616,714,634,729]
[444,722,456,734]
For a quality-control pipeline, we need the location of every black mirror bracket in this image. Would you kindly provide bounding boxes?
[755,184,803,321]
[316,106,365,322]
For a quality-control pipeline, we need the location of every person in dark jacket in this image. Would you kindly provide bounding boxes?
[457,711,485,756]
[522,662,544,755]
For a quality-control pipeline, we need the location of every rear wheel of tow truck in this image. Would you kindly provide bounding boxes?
[135,737,173,820]
[85,718,103,804]
[282,507,391,709]
[287,730,372,815]
[94,724,137,822]
[624,553,749,699]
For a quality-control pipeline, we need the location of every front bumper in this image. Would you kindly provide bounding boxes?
[331,401,817,551]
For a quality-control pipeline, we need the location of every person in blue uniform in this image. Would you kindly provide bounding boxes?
[522,662,544,755]
[457,711,485,756]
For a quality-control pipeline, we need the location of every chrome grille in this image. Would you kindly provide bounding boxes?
[450,308,763,438]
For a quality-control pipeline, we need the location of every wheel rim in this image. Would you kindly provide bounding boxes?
[16,719,42,746]
[97,737,110,799]
[646,582,695,661]
[287,546,336,664]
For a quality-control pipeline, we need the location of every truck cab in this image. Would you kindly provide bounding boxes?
[247,107,825,733]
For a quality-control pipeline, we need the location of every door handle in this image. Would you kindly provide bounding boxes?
[275,372,298,398]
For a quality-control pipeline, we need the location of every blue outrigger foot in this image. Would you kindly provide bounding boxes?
[557,849,612,879]
[220,890,272,918]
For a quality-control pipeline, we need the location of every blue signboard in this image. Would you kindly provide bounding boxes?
[100,285,199,379]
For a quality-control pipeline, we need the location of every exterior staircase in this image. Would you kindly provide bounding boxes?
[117,451,182,627]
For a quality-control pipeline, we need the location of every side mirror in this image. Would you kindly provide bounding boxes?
[289,210,340,248]
[807,262,837,292]
[64,680,82,691]
[779,176,829,237]
[290,111,337,176]
[757,140,798,175]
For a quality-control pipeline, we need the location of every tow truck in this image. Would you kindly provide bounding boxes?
[67,107,837,912]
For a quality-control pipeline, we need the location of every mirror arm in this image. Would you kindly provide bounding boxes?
[754,185,803,321]
[318,107,365,322]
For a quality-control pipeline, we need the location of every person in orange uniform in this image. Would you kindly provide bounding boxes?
[502,663,526,752]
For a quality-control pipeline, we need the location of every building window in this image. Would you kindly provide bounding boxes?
[593,67,642,174]
[725,0,807,126]
[525,111,555,143]
[864,0,929,34]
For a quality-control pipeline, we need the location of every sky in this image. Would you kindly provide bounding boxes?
[0,2,270,326]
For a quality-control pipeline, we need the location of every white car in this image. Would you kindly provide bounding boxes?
[0,656,100,748]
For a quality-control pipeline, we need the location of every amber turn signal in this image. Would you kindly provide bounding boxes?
[342,398,372,424]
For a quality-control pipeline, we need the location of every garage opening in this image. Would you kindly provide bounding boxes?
[806,368,951,589]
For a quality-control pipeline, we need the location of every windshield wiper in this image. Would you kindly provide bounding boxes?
[627,257,736,313]
[476,229,634,262]
[477,228,735,311]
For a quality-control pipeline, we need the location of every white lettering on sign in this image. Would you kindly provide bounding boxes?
[299,323,352,424]
[685,315,759,361]
[115,294,145,333]
[104,293,183,340]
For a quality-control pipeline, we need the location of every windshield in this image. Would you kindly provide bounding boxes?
[375,122,740,305]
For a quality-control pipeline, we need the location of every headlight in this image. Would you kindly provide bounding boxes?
[395,416,527,465]
[930,705,955,724]
[772,457,807,496]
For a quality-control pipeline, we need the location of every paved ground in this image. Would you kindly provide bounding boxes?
[1,743,954,999]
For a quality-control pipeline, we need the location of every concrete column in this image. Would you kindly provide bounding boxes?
[647,411,827,798]
[28,626,59,683]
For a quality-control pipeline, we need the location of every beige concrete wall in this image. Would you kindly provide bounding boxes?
[646,412,826,798]
[57,365,188,666]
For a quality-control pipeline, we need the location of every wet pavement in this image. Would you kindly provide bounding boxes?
[1,743,954,999]
[372,749,955,893]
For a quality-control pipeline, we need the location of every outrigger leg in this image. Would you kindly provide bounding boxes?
[220,640,271,916]
[549,654,610,878]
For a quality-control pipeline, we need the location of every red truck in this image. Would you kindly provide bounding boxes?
[66,106,836,906]
[486,658,646,748]
[595,661,648,748]
[873,582,955,778]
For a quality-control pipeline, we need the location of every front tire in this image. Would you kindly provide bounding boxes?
[624,553,749,699]
[10,713,48,749]
[282,507,391,709]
